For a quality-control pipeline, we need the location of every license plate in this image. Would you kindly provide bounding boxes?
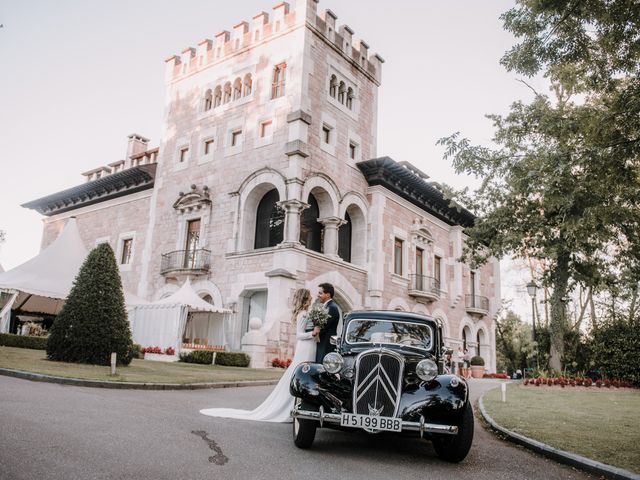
[340,413,402,432]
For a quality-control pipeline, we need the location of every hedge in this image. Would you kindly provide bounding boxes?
[179,350,251,367]
[215,352,250,367]
[0,333,48,350]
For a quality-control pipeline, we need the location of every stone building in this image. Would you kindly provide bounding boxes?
[24,0,500,370]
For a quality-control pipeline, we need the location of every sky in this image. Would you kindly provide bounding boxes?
[0,0,547,320]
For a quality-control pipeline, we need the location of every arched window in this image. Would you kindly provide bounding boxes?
[243,74,252,96]
[203,89,213,111]
[346,87,354,110]
[338,81,346,104]
[254,189,284,249]
[213,86,222,107]
[338,211,352,262]
[329,75,337,98]
[223,82,232,104]
[233,78,242,100]
[300,194,323,253]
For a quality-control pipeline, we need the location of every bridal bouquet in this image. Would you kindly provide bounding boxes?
[306,302,330,343]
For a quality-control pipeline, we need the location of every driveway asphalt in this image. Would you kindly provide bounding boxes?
[0,376,595,480]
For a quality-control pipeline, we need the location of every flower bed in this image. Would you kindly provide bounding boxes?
[271,358,292,369]
[142,346,179,362]
[522,376,634,388]
[483,372,509,379]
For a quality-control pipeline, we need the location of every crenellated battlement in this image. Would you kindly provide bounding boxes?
[164,0,383,84]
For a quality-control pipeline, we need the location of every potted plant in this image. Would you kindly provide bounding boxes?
[470,355,485,378]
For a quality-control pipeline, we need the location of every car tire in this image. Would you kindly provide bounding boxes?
[432,401,474,463]
[292,416,317,449]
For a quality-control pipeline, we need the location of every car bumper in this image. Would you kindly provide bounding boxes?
[291,404,459,436]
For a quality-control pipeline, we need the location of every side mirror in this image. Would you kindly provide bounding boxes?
[330,335,339,345]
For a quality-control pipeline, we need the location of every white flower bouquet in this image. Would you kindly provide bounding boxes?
[306,302,330,342]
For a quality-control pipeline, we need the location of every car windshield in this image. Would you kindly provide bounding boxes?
[345,319,432,350]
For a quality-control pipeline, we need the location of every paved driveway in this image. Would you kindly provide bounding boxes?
[0,376,594,480]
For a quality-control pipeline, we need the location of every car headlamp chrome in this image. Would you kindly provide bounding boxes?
[322,352,344,374]
[416,359,438,381]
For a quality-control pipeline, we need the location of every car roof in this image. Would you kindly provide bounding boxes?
[345,310,436,324]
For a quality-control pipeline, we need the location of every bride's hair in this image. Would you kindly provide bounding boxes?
[291,288,312,323]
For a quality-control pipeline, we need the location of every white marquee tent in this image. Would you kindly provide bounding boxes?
[0,218,147,333]
[128,278,231,354]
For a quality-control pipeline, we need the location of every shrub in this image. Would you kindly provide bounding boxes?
[179,350,251,367]
[130,343,142,359]
[0,333,48,350]
[46,243,133,366]
[165,346,175,356]
[589,319,640,386]
[180,350,215,365]
[215,352,250,367]
[470,355,485,366]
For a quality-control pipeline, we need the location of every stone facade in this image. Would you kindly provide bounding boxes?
[29,0,499,370]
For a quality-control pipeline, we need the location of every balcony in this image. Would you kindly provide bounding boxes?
[160,249,211,276]
[465,294,489,316]
[408,275,440,302]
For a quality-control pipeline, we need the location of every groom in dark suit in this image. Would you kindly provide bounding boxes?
[314,282,340,363]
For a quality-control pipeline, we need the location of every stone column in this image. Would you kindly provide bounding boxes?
[278,199,308,245]
[319,216,347,259]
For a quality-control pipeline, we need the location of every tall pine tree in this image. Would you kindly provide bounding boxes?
[47,243,133,365]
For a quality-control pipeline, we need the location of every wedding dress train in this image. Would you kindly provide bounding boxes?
[200,311,316,423]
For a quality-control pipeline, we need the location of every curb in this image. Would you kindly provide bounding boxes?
[478,391,640,480]
[0,367,280,391]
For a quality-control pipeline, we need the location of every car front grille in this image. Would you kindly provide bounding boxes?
[353,349,404,417]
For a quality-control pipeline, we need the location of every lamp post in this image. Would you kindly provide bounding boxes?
[526,280,538,370]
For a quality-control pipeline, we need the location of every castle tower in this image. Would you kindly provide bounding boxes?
[141,0,385,356]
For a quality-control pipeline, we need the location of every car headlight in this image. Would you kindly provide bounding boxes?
[322,352,344,374]
[416,359,438,381]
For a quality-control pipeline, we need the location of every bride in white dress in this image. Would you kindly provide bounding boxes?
[200,288,316,423]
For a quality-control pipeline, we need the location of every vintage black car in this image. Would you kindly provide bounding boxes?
[289,310,473,462]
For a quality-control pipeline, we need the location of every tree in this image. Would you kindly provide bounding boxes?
[46,243,133,365]
[495,310,534,374]
[439,0,640,371]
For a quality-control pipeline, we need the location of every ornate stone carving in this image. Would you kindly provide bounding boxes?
[173,184,212,213]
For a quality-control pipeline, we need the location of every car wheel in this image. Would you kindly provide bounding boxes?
[292,416,317,449]
[432,401,474,463]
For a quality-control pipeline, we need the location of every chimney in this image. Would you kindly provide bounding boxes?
[126,134,149,165]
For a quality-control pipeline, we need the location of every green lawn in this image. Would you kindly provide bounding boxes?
[0,346,284,384]
[483,382,640,473]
